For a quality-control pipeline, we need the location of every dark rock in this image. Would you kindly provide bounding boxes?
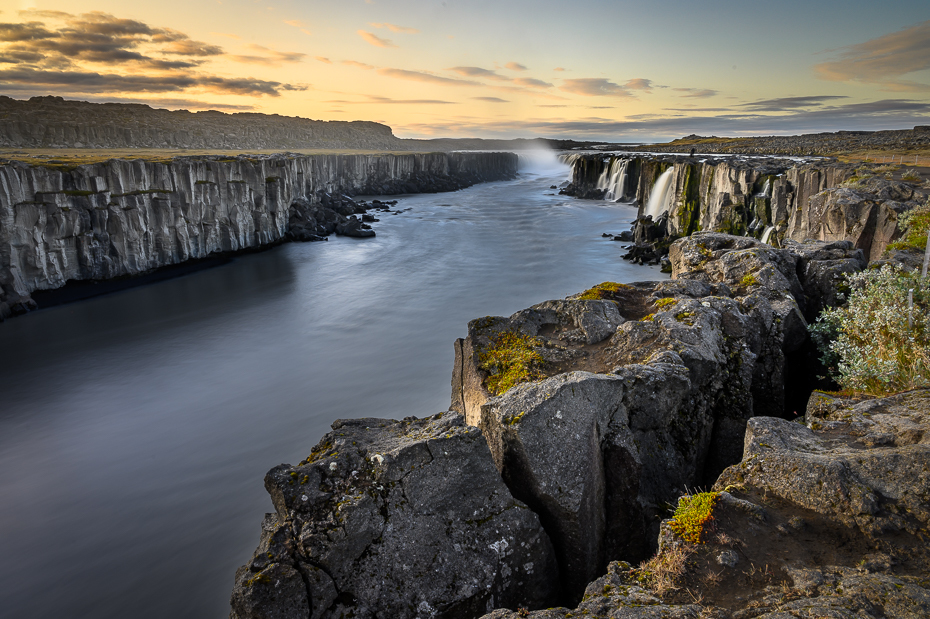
[230,412,560,619]
[335,216,375,238]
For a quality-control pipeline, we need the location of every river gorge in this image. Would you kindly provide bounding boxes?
[0,154,662,619]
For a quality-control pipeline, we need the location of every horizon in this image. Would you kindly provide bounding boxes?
[1,1,929,141]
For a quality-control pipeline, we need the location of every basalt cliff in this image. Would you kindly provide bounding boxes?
[231,230,929,619]
[0,151,517,319]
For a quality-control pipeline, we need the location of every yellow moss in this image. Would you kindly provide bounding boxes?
[653,297,678,310]
[578,281,630,300]
[740,272,760,288]
[668,492,719,544]
[478,331,544,396]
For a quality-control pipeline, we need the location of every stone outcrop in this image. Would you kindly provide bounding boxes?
[0,151,517,319]
[791,176,925,261]
[230,412,560,619]
[486,389,930,618]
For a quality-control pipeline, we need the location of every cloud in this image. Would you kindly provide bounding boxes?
[560,78,632,97]
[369,22,419,34]
[358,30,395,48]
[813,20,930,91]
[0,67,302,96]
[315,56,331,64]
[449,66,508,81]
[738,95,848,112]
[674,88,718,98]
[392,98,930,140]
[624,78,652,91]
[472,96,508,102]
[0,11,304,98]
[342,60,375,70]
[505,62,527,71]
[377,67,481,86]
[553,67,567,72]
[283,19,311,36]
[366,95,454,104]
[230,44,305,66]
[513,77,552,88]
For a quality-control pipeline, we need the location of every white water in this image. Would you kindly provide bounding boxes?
[645,168,675,219]
[596,158,629,201]
[761,226,776,245]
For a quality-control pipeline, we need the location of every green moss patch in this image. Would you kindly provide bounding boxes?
[478,330,544,396]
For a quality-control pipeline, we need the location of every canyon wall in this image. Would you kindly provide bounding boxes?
[0,151,517,316]
[565,154,930,263]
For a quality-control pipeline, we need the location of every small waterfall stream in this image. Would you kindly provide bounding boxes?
[645,168,675,219]
[761,226,776,245]
[596,158,629,201]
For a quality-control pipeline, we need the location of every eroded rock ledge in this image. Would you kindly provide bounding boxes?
[232,232,928,618]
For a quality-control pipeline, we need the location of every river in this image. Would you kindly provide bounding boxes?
[0,152,662,619]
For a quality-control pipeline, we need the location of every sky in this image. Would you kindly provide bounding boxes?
[1,0,929,141]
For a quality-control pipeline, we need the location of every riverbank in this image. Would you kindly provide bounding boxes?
[0,150,518,319]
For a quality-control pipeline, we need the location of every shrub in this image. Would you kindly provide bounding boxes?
[901,168,922,182]
[478,330,544,396]
[810,265,930,395]
[888,198,930,252]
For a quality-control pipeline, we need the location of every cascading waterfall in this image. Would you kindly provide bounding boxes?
[761,226,775,245]
[596,158,629,201]
[645,168,675,219]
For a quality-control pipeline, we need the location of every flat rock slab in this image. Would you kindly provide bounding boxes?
[230,412,560,619]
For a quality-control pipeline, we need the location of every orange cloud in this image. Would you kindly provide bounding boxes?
[369,22,419,34]
[357,30,395,48]
[377,67,480,86]
[813,20,930,91]
[560,78,632,97]
[283,19,311,36]
[504,62,527,71]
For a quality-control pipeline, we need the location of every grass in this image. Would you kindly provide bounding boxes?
[477,330,544,396]
[888,198,930,252]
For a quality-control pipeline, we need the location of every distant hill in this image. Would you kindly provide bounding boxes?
[0,96,639,152]
[0,96,403,150]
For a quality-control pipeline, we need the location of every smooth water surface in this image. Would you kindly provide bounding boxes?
[0,155,663,619]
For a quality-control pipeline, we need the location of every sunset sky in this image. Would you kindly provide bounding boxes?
[1,0,929,141]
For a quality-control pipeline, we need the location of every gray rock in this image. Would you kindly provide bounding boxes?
[230,411,560,619]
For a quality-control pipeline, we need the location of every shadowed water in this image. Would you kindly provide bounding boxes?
[0,155,662,619]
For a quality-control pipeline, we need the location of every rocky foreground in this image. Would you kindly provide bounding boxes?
[230,227,929,618]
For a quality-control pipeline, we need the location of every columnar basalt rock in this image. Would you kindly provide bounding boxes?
[0,151,517,318]
[230,412,560,619]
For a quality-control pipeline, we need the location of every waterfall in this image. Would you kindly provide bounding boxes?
[645,168,675,219]
[599,158,629,201]
[762,179,771,197]
[761,226,775,245]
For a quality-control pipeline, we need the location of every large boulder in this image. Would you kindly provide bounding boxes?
[497,390,930,618]
[230,412,560,619]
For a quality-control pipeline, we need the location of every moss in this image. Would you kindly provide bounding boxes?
[578,281,631,300]
[478,330,544,396]
[668,492,720,543]
[62,190,95,196]
[194,180,214,185]
[265,176,280,183]
[653,297,678,310]
[640,313,656,322]
[740,272,759,288]
[111,189,172,197]
[675,310,696,324]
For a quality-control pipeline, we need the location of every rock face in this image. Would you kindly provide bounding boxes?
[230,412,560,619]
[486,389,930,618]
[563,155,928,265]
[0,151,517,318]
[792,177,925,261]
